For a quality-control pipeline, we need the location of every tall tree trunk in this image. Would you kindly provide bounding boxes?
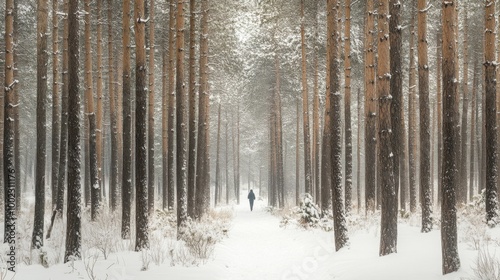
[187,0,197,218]
[356,88,362,213]
[3,0,14,239]
[96,0,104,199]
[328,0,348,251]
[300,0,312,196]
[108,0,118,212]
[195,0,210,218]
[436,27,443,207]
[215,103,221,207]
[32,0,49,250]
[389,0,402,210]
[344,0,352,215]
[147,0,156,215]
[441,0,461,274]
[296,97,300,206]
[312,2,320,204]
[225,110,229,204]
[122,0,132,240]
[408,0,417,213]
[418,0,432,232]
[135,0,149,250]
[161,4,168,210]
[176,0,188,235]
[84,0,100,222]
[378,0,397,256]
[13,0,20,214]
[469,62,478,202]
[364,0,376,213]
[459,8,469,205]
[484,0,499,225]
[51,0,60,210]
[64,0,81,261]
[167,0,176,211]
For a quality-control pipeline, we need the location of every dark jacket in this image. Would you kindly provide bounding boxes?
[248,191,256,201]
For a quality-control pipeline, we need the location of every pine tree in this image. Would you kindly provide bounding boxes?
[441,0,461,274]
[64,0,82,261]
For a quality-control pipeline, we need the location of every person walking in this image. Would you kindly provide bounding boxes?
[248,189,256,211]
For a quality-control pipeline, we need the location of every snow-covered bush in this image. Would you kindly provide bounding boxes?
[280,194,323,230]
[461,191,493,250]
[83,209,121,260]
[470,246,500,280]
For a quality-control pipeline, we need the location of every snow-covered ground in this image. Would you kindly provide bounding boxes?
[4,193,500,280]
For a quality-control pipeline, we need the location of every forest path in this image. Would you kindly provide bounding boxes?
[208,195,336,280]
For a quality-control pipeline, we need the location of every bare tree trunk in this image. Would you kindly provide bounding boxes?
[176,0,188,235]
[484,0,499,225]
[378,0,397,256]
[64,0,81,261]
[469,61,478,202]
[32,0,49,250]
[84,0,100,221]
[344,0,352,215]
[389,0,402,210]
[167,0,176,211]
[51,0,60,210]
[408,0,417,213]
[195,0,211,218]
[364,0,376,213]
[215,103,221,207]
[187,0,197,218]
[436,27,443,207]
[108,0,118,212]
[441,0,461,274]
[225,110,229,204]
[296,98,300,206]
[300,0,312,196]
[96,0,104,200]
[121,0,132,240]
[459,8,469,205]
[312,2,320,204]
[134,0,149,250]
[161,4,168,210]
[328,0,348,251]
[147,0,155,215]
[418,0,432,233]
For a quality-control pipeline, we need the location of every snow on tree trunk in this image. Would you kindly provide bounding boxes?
[441,0,461,274]
[64,0,82,262]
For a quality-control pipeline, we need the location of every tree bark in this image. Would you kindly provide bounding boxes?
[441,0,461,274]
[484,0,499,225]
[167,0,176,211]
[64,0,81,261]
[378,0,397,256]
[418,0,432,233]
[135,0,149,250]
[344,0,352,215]
[459,8,469,205]
[96,0,104,200]
[300,0,312,196]
[122,0,132,240]
[51,0,60,211]
[84,0,100,221]
[176,0,188,235]
[187,0,197,219]
[147,0,156,215]
[195,0,211,218]
[328,0,348,251]
[364,0,376,213]
[32,0,49,250]
[469,62,478,202]
[408,0,417,213]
